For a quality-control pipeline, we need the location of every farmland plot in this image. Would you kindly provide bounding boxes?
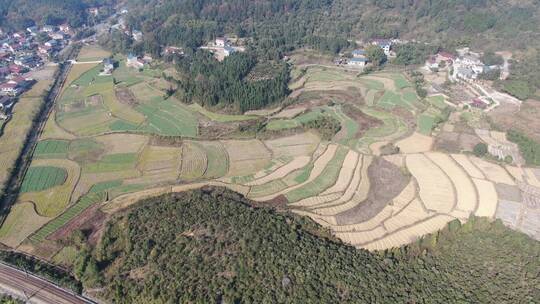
[19,159,80,217]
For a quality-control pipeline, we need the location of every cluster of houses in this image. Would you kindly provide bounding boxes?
[0,25,70,118]
[426,48,503,83]
[110,11,145,43]
[126,53,152,69]
[199,37,246,61]
[337,39,395,68]
[424,48,517,111]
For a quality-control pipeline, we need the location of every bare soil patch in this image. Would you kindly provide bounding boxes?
[434,131,481,153]
[342,104,382,138]
[335,157,410,225]
[115,87,138,106]
[489,101,540,142]
[495,183,522,202]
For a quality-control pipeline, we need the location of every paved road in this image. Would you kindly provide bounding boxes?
[0,263,94,304]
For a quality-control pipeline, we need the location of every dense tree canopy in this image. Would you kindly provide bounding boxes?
[83,187,540,303]
[0,0,113,30]
[171,51,289,112]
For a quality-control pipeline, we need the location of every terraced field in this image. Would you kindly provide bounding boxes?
[4,49,539,261]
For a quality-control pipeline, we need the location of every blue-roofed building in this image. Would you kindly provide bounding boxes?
[352,49,366,58]
[348,57,368,67]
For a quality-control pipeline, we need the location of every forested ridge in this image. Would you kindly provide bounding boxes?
[77,187,540,303]
[111,0,540,100]
[171,51,290,112]
[0,0,114,30]
[119,0,540,55]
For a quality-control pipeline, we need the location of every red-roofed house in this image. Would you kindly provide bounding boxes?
[9,64,24,74]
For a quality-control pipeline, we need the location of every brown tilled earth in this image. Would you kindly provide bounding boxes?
[48,203,107,246]
[340,104,382,139]
[434,131,481,153]
[489,101,540,142]
[335,157,410,225]
[115,87,138,106]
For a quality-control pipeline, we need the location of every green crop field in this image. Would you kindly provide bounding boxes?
[392,74,412,90]
[418,114,437,135]
[285,147,348,202]
[89,180,123,193]
[249,179,288,198]
[378,91,414,110]
[428,95,447,110]
[68,138,104,162]
[34,140,70,159]
[30,192,106,243]
[136,99,198,137]
[198,142,229,178]
[358,78,384,90]
[20,166,67,193]
[84,153,138,173]
[266,119,300,130]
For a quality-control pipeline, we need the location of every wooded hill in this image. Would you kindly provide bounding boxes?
[0,0,113,30]
[77,187,539,303]
[120,0,540,56]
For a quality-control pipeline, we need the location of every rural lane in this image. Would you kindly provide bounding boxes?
[0,262,94,304]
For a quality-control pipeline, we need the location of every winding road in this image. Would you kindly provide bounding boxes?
[0,262,94,303]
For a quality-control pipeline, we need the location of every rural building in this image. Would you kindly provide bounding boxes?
[352,49,366,58]
[0,96,13,112]
[163,46,184,56]
[88,7,99,16]
[348,57,368,67]
[224,46,236,57]
[59,24,71,33]
[50,33,64,40]
[132,30,143,42]
[126,54,145,69]
[215,37,227,47]
[44,40,58,48]
[371,39,392,56]
[26,26,38,34]
[103,58,115,74]
[42,25,55,33]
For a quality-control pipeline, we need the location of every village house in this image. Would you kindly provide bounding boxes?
[348,57,368,67]
[9,64,25,75]
[0,96,14,113]
[132,30,143,42]
[88,7,99,16]
[44,40,58,48]
[371,39,392,56]
[103,58,115,74]
[58,24,71,33]
[42,25,55,33]
[215,37,227,47]
[126,54,145,69]
[163,46,184,56]
[223,46,236,57]
[351,49,366,58]
[50,33,64,40]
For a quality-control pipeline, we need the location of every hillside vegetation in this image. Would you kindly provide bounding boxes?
[81,188,539,303]
[0,0,113,30]
[119,0,539,55]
